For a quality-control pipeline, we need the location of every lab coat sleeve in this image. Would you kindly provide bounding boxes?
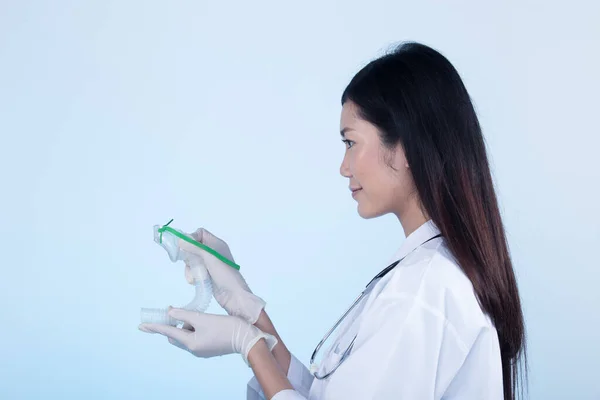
[377,306,464,399]
[271,389,308,400]
[333,292,474,400]
[440,324,503,399]
[357,294,496,400]
[246,352,313,400]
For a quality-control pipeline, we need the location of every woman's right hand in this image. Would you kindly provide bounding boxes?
[180,227,266,324]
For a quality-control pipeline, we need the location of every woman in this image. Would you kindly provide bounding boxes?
[139,41,527,400]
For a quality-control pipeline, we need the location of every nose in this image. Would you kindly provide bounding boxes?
[340,152,351,178]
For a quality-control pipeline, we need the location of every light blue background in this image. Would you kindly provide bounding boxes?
[1,1,598,399]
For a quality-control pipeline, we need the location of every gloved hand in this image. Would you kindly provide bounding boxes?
[138,307,277,365]
[179,228,266,324]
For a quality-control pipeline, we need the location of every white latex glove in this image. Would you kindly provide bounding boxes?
[179,227,266,324]
[138,307,277,365]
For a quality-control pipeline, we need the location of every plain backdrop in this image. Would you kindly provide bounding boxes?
[1,1,598,399]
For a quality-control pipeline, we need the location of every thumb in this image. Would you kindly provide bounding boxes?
[190,227,207,243]
[168,307,197,326]
[192,228,233,260]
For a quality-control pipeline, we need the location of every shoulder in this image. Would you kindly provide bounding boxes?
[380,239,495,348]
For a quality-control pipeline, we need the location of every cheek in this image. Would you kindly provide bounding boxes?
[352,147,405,213]
[352,147,377,182]
[363,156,403,207]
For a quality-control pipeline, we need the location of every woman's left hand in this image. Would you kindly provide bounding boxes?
[138,307,278,364]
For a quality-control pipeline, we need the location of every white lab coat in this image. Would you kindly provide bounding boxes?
[247,220,503,399]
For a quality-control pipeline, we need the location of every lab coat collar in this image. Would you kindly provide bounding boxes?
[390,219,441,262]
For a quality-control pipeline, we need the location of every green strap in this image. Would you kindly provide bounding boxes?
[158,219,241,270]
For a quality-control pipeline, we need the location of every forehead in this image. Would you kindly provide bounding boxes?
[340,101,379,138]
[340,101,360,128]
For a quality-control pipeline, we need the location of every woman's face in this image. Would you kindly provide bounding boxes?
[339,101,415,219]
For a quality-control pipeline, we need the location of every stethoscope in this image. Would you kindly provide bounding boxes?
[309,233,443,379]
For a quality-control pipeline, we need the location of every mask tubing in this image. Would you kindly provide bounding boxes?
[140,278,213,325]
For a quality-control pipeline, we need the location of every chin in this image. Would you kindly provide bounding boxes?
[357,203,387,219]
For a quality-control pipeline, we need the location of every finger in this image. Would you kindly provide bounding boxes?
[168,307,198,326]
[168,337,190,352]
[193,228,222,250]
[200,229,227,252]
[180,237,210,261]
[138,323,190,345]
[190,227,206,242]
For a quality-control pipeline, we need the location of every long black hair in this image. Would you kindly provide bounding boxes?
[341,41,527,400]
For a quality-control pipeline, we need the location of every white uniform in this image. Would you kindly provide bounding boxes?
[247,220,503,399]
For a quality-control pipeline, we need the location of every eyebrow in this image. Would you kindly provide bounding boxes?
[340,127,354,138]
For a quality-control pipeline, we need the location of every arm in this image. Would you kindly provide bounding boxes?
[247,339,294,399]
[248,339,307,400]
[253,310,291,374]
[248,310,314,399]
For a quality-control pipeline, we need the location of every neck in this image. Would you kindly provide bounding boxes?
[396,199,428,237]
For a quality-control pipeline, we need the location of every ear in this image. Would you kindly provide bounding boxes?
[391,143,409,170]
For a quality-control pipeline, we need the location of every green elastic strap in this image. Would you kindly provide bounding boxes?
[158,219,241,270]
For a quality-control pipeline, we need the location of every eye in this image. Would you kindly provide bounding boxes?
[342,139,355,149]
